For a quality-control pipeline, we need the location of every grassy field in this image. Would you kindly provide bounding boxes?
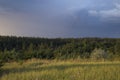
[0,60,120,80]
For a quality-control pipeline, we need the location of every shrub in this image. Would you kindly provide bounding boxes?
[0,60,3,68]
[91,48,108,61]
[0,52,3,68]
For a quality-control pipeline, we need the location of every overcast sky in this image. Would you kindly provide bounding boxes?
[0,0,120,38]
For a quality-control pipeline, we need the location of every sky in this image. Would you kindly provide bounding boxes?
[0,0,120,38]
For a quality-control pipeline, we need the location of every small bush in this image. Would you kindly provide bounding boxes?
[0,60,3,68]
[0,53,3,68]
[17,60,24,65]
[91,48,108,60]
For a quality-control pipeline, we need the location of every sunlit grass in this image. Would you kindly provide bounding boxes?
[0,59,120,80]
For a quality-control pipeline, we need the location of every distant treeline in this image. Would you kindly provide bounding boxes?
[0,36,120,62]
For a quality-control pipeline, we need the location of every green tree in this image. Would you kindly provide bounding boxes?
[115,41,120,56]
[0,51,3,68]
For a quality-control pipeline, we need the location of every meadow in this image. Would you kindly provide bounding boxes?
[0,59,120,80]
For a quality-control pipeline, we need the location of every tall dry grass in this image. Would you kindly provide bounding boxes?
[0,60,120,80]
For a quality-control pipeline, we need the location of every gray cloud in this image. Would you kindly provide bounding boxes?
[89,3,120,22]
[0,0,120,38]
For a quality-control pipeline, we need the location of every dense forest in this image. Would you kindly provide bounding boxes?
[0,36,120,64]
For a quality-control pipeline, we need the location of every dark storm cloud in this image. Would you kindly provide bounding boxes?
[0,0,27,12]
[68,10,120,38]
[0,0,120,38]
